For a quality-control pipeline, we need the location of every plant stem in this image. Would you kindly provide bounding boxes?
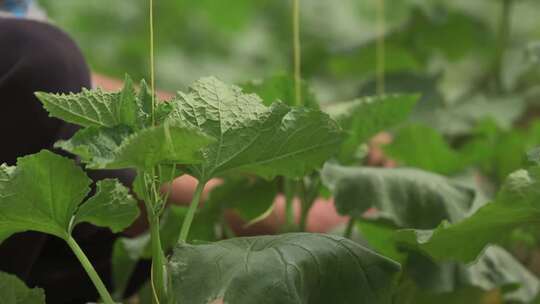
[66,236,115,304]
[292,0,302,106]
[376,0,386,95]
[149,0,156,125]
[343,218,355,239]
[494,0,514,92]
[150,216,166,303]
[284,179,296,232]
[178,181,205,243]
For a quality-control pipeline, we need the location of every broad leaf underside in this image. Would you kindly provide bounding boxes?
[169,233,400,304]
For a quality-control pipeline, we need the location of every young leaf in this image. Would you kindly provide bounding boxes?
[0,150,139,242]
[36,89,122,128]
[325,95,419,164]
[321,163,475,229]
[167,77,343,181]
[56,123,213,169]
[168,233,401,304]
[0,271,45,304]
[395,165,540,263]
[73,179,139,233]
[114,74,139,127]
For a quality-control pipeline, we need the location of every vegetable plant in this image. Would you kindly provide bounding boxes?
[3,0,540,303]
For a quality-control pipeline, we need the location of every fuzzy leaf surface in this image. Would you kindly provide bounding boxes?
[0,271,45,304]
[168,77,343,180]
[169,233,400,304]
[56,123,213,169]
[36,89,122,128]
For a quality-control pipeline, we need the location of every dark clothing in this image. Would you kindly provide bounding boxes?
[0,18,138,303]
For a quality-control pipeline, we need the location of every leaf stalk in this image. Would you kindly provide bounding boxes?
[66,236,115,304]
[178,181,206,243]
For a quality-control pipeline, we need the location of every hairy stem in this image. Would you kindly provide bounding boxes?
[66,236,115,304]
[292,0,302,106]
[343,218,355,239]
[178,181,206,243]
[376,0,386,95]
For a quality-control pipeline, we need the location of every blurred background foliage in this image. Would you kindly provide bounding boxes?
[39,0,540,102]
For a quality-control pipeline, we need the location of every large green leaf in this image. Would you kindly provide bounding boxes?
[56,123,213,169]
[321,163,476,229]
[326,95,418,164]
[0,150,139,242]
[167,77,343,181]
[168,233,401,304]
[395,164,540,263]
[0,272,45,304]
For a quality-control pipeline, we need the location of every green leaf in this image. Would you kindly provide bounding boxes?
[56,123,214,169]
[326,95,419,164]
[321,163,475,229]
[36,88,122,128]
[169,233,401,304]
[0,271,45,304]
[73,179,139,233]
[425,95,527,137]
[241,74,319,109]
[206,177,277,224]
[468,245,540,303]
[111,235,149,300]
[0,164,14,193]
[384,124,466,175]
[395,165,540,263]
[168,77,343,180]
[114,74,139,127]
[0,150,138,242]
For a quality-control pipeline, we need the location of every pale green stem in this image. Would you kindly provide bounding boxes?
[376,0,386,95]
[66,236,115,304]
[150,216,167,303]
[178,181,206,243]
[292,0,302,106]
